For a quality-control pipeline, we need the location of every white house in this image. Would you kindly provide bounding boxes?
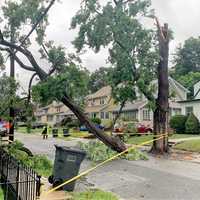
[179,80,200,121]
[84,77,189,127]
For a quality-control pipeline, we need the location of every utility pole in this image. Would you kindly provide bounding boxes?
[9,26,15,142]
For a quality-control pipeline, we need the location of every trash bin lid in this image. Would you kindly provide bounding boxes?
[55,145,86,155]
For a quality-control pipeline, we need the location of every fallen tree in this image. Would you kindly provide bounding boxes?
[0,30,126,153]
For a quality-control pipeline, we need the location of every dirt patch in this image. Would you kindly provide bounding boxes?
[169,149,200,163]
[39,178,72,200]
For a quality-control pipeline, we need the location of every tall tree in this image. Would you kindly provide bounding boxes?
[0,0,126,152]
[72,0,171,153]
[89,67,112,93]
[151,20,170,153]
[1,0,53,140]
[176,72,200,98]
[172,37,200,77]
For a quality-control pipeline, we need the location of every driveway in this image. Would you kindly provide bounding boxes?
[15,132,200,200]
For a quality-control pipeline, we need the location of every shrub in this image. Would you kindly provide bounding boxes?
[185,113,200,134]
[60,117,72,126]
[91,117,101,125]
[6,141,52,177]
[169,115,187,134]
[67,119,81,129]
[60,117,81,129]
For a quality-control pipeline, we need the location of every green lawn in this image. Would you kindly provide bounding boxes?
[127,134,199,145]
[17,127,199,143]
[16,127,43,134]
[170,134,199,139]
[174,139,200,152]
[127,135,153,145]
[71,189,119,200]
[0,187,4,200]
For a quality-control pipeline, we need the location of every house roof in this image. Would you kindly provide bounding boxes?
[178,99,200,103]
[57,110,74,116]
[85,105,108,113]
[86,86,111,100]
[112,101,147,112]
[168,77,190,93]
[151,77,190,93]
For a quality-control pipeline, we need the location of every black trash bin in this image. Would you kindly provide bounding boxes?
[52,128,58,137]
[48,145,86,191]
[63,128,70,137]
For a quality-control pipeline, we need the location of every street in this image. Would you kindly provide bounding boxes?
[16,132,200,200]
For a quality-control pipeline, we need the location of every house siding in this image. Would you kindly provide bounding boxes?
[180,101,200,121]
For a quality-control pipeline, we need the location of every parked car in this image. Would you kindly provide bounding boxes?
[137,124,153,134]
[114,122,152,135]
[79,124,104,131]
[0,121,8,137]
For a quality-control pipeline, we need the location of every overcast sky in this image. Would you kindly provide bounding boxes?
[1,0,200,93]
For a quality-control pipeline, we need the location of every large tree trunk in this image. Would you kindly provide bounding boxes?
[151,22,169,154]
[111,101,125,131]
[61,95,127,152]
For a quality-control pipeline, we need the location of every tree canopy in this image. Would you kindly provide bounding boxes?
[71,0,159,106]
[0,0,127,152]
[88,67,112,93]
[172,37,200,77]
[171,37,200,96]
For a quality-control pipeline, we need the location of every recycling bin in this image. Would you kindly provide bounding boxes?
[63,128,70,137]
[52,128,58,137]
[48,145,86,191]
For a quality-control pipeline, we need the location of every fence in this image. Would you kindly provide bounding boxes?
[0,147,41,200]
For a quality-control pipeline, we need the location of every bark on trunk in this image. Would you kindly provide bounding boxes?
[61,95,127,152]
[151,22,169,154]
[111,101,125,131]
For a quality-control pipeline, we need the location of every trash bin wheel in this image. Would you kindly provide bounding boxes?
[48,175,54,184]
[53,178,63,188]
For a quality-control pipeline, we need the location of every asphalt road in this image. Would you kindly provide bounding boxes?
[15,132,200,200]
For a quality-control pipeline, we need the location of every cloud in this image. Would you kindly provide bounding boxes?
[152,0,200,49]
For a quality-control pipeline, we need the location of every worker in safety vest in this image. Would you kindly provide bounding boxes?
[42,124,49,139]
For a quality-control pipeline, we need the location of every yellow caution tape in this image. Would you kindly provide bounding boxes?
[45,133,168,196]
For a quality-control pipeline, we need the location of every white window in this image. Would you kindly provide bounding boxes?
[92,113,97,118]
[143,109,151,121]
[174,108,181,115]
[100,112,104,119]
[44,108,48,114]
[105,112,109,119]
[100,98,105,105]
[56,106,61,113]
[186,106,193,115]
[123,111,137,121]
[47,115,53,122]
[56,115,60,122]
